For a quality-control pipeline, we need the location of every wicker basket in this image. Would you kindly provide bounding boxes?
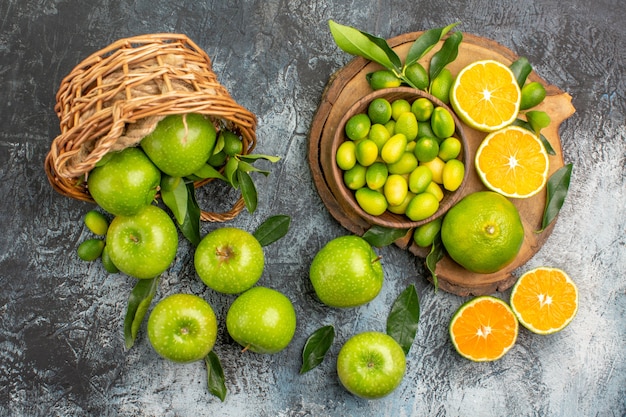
[44,33,257,222]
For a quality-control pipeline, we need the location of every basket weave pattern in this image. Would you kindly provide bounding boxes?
[44,34,257,221]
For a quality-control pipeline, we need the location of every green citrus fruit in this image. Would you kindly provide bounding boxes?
[408,165,433,194]
[336,141,357,170]
[411,97,434,122]
[442,159,465,192]
[405,192,439,221]
[345,113,371,141]
[368,124,391,151]
[391,99,411,121]
[355,139,379,167]
[441,191,524,273]
[368,70,402,90]
[355,188,388,216]
[365,162,388,190]
[221,130,244,156]
[381,134,407,164]
[431,107,456,139]
[413,217,443,248]
[519,81,546,110]
[429,68,453,104]
[438,137,462,161]
[404,62,429,90]
[343,164,367,190]
[368,98,393,124]
[84,210,109,236]
[77,238,105,261]
[394,111,418,141]
[420,157,445,184]
[387,152,418,175]
[383,174,408,207]
[414,137,440,163]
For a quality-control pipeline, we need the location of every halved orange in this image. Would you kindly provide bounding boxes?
[475,125,549,198]
[449,296,518,362]
[510,267,578,335]
[450,60,521,132]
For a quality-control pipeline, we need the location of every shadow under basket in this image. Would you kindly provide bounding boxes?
[44,33,257,222]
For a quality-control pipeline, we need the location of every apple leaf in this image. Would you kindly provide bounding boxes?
[425,236,445,292]
[362,225,409,247]
[253,214,291,247]
[386,284,420,355]
[179,183,201,246]
[538,163,573,233]
[237,170,258,213]
[300,325,335,374]
[123,276,159,350]
[205,351,227,402]
[160,178,188,225]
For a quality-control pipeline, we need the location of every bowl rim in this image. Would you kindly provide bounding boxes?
[328,86,471,229]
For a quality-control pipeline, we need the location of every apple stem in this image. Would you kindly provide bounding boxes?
[372,255,383,264]
[241,344,251,353]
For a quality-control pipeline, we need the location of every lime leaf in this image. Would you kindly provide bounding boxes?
[237,170,258,213]
[161,178,188,225]
[329,20,401,72]
[123,277,159,350]
[300,325,335,374]
[237,160,270,176]
[205,351,227,402]
[362,226,409,247]
[428,31,462,81]
[512,119,556,155]
[224,157,239,188]
[253,215,291,247]
[510,56,532,87]
[425,236,444,292]
[538,163,573,233]
[386,284,420,355]
[180,182,201,246]
[405,22,460,67]
[238,154,282,164]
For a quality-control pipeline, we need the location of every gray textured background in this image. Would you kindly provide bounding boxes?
[1,0,624,416]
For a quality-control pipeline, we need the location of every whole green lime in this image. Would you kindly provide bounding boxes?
[441,191,524,273]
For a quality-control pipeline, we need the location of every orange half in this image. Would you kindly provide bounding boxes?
[450,60,521,132]
[449,296,518,361]
[510,267,579,335]
[475,125,549,198]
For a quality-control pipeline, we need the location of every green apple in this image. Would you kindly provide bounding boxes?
[337,331,406,399]
[141,113,217,177]
[87,147,161,216]
[106,205,178,279]
[226,286,296,354]
[194,227,264,294]
[147,293,218,363]
[309,235,384,308]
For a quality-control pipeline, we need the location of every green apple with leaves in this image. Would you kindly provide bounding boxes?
[87,147,161,216]
[141,113,217,178]
[226,286,296,354]
[309,235,384,308]
[147,293,218,363]
[337,331,406,399]
[106,204,178,279]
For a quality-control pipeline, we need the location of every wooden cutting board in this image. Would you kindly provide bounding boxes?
[308,32,576,296]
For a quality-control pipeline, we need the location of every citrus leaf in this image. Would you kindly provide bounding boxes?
[428,31,462,81]
[205,351,227,402]
[224,157,239,188]
[238,154,281,164]
[386,285,420,355]
[193,163,228,182]
[237,170,258,213]
[180,183,201,246]
[362,225,409,247]
[161,178,188,225]
[538,163,573,233]
[512,119,556,155]
[510,56,532,87]
[425,236,445,292]
[300,325,335,374]
[123,276,159,350]
[405,22,460,67]
[329,20,400,72]
[237,160,270,176]
[253,215,291,247]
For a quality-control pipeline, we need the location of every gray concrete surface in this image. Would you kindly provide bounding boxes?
[0,0,624,416]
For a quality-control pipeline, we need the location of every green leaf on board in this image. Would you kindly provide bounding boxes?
[510,56,532,87]
[512,119,556,155]
[526,110,552,132]
[205,351,227,402]
[425,236,445,292]
[180,182,201,246]
[329,20,400,71]
[386,284,420,355]
[538,163,573,233]
[161,178,188,225]
[237,170,258,213]
[362,226,409,248]
[123,276,159,350]
[405,22,460,67]
[428,31,463,81]
[253,215,291,247]
[300,325,335,374]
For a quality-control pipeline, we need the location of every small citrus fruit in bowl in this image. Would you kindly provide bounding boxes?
[329,87,470,229]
